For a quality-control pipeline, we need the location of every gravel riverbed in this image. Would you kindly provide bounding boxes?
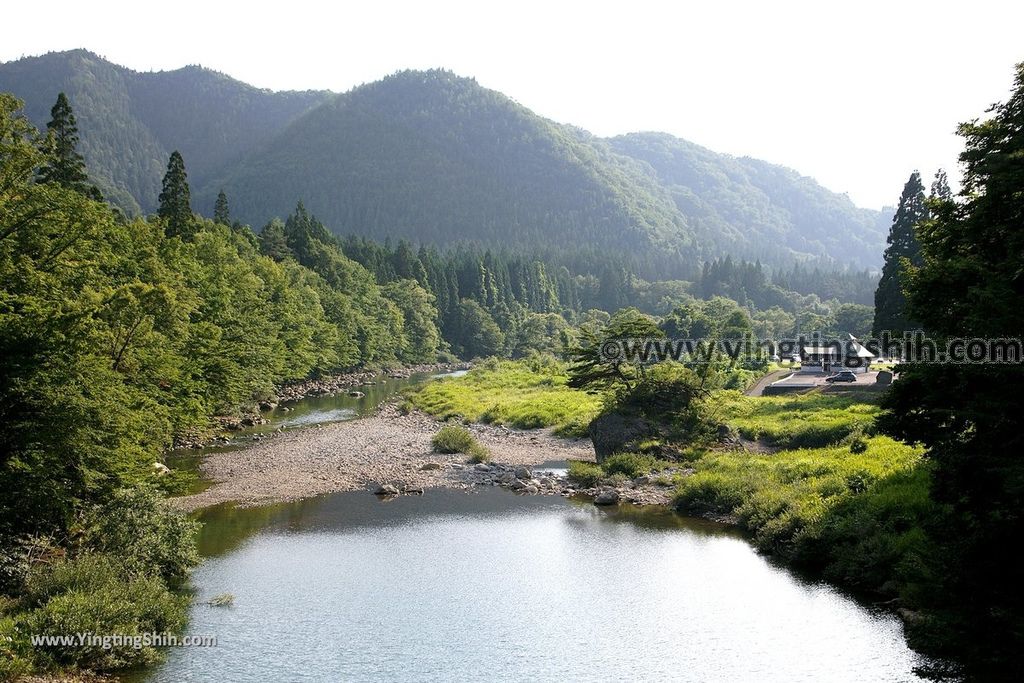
[171,403,681,512]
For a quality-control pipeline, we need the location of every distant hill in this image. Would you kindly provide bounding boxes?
[0,51,891,272]
[608,133,892,268]
[206,70,695,263]
[0,49,330,213]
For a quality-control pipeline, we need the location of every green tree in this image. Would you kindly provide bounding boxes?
[833,303,874,338]
[568,308,663,391]
[158,151,193,239]
[213,189,230,225]
[383,279,441,363]
[452,299,504,359]
[879,64,1024,675]
[35,92,101,200]
[258,218,292,261]
[872,172,926,336]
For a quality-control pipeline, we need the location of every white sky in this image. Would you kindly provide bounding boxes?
[3,0,1021,209]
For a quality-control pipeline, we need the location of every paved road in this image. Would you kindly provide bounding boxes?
[745,368,795,397]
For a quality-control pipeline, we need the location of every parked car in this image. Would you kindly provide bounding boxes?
[825,370,858,383]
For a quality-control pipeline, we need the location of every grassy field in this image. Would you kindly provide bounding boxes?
[707,389,881,448]
[675,388,943,605]
[406,358,602,437]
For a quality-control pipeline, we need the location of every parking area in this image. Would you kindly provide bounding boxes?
[764,370,889,395]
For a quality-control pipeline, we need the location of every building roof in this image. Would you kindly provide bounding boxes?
[802,338,876,359]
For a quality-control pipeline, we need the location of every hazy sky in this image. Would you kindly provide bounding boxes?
[3,0,1021,208]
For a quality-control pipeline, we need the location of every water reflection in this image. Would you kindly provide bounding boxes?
[146,488,930,683]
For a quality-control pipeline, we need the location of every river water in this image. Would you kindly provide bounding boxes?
[148,371,930,682]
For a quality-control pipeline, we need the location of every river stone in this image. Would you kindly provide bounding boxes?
[473,463,492,471]
[374,483,400,496]
[509,479,527,490]
[499,471,517,484]
[514,466,533,480]
[348,390,365,398]
[524,485,539,494]
[420,462,443,471]
[588,411,656,463]
[593,488,620,506]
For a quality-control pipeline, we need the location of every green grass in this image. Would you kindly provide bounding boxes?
[707,389,881,448]
[601,453,666,478]
[673,435,940,600]
[567,460,604,487]
[409,359,602,437]
[430,424,492,463]
[431,425,477,453]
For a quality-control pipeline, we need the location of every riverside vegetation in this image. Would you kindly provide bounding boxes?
[409,358,945,674]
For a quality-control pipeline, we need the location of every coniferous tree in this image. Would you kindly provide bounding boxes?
[258,219,293,261]
[158,151,193,239]
[36,92,101,200]
[872,172,926,336]
[879,64,1024,675]
[213,189,230,225]
[930,168,952,201]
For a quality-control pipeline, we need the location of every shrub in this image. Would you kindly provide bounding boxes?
[20,553,189,671]
[431,425,477,454]
[84,488,199,586]
[601,453,659,478]
[567,461,604,487]
[467,442,492,463]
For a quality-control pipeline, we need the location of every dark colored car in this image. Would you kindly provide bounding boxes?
[825,371,858,383]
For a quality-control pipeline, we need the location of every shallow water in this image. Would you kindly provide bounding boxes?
[167,370,463,493]
[143,488,929,682]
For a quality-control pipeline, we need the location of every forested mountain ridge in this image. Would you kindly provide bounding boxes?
[0,49,330,214]
[609,133,893,268]
[209,69,696,266]
[0,50,891,273]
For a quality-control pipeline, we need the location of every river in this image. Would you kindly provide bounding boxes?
[147,371,930,682]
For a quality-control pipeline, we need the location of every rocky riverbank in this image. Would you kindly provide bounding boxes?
[275,362,472,403]
[171,362,472,450]
[170,402,682,512]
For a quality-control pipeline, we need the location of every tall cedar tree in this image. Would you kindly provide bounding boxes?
[213,189,230,225]
[872,172,925,336]
[879,64,1024,676]
[158,151,193,239]
[36,92,101,200]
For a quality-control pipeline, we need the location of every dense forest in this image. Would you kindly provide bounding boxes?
[0,51,892,276]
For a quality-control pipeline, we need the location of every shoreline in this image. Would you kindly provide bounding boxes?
[171,362,472,450]
[169,402,680,513]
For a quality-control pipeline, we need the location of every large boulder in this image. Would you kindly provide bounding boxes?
[593,488,620,506]
[588,411,656,463]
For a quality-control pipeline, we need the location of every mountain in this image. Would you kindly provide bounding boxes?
[0,51,891,272]
[0,49,330,213]
[608,133,893,268]
[205,70,695,262]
